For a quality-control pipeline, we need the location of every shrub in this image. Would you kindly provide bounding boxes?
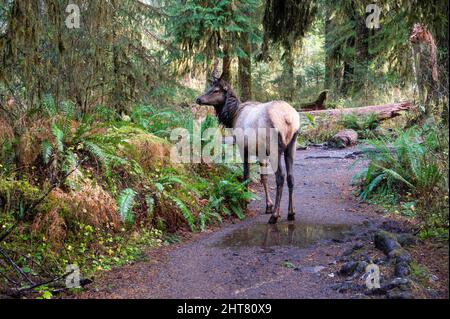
[338,113,379,139]
[355,125,449,228]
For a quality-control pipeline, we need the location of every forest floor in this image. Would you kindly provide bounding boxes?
[71,146,449,299]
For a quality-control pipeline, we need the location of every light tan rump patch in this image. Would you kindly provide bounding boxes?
[267,101,300,146]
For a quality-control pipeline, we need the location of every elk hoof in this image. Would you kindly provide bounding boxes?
[268,215,278,224]
[287,214,295,221]
[265,205,273,214]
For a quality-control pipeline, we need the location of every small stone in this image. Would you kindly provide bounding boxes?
[339,261,359,276]
[373,257,386,265]
[356,261,368,273]
[394,262,411,278]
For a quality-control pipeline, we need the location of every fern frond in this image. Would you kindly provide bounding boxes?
[168,194,195,232]
[51,123,65,153]
[41,140,53,164]
[117,188,136,227]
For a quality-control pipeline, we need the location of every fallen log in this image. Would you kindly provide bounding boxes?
[300,101,414,121]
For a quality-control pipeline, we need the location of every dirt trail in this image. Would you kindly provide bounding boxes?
[76,146,389,299]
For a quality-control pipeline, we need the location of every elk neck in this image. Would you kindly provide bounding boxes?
[214,88,241,128]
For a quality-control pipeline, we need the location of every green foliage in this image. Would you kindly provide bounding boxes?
[339,113,379,139]
[130,105,193,139]
[166,0,260,72]
[117,188,137,227]
[200,166,257,227]
[355,125,449,228]
[0,178,43,215]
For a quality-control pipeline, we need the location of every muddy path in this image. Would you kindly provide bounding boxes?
[75,146,393,299]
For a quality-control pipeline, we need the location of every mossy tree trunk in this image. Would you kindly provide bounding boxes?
[238,32,252,102]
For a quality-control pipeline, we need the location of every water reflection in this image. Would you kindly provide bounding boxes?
[217,222,351,248]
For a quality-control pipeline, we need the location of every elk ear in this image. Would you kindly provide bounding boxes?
[218,78,228,91]
[212,59,219,82]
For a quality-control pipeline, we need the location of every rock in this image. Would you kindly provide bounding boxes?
[365,287,388,296]
[356,261,368,273]
[342,242,365,256]
[328,129,358,148]
[388,248,412,264]
[374,230,401,254]
[373,257,386,265]
[386,288,414,299]
[396,233,418,246]
[383,277,411,291]
[339,261,359,276]
[332,281,363,293]
[395,262,411,278]
[428,274,439,283]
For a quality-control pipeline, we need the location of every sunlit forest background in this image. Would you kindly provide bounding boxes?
[0,0,448,297]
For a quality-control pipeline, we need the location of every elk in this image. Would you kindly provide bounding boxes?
[196,65,300,224]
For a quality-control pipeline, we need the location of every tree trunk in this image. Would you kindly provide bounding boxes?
[354,17,369,93]
[341,58,354,96]
[238,32,252,102]
[222,42,231,82]
[325,6,337,90]
[282,47,295,102]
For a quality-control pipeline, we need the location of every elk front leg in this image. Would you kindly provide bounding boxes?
[243,142,250,189]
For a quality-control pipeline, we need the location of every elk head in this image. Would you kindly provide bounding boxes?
[196,60,230,107]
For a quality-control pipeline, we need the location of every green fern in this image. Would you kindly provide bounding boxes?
[41,140,53,164]
[117,188,137,227]
[168,194,195,232]
[51,123,65,153]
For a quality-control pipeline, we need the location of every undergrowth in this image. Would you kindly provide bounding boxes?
[0,101,254,297]
[354,124,449,234]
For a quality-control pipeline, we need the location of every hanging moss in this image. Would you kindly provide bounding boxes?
[261,0,317,58]
[0,0,162,115]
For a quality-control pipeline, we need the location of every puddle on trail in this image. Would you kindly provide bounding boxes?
[216,222,354,249]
